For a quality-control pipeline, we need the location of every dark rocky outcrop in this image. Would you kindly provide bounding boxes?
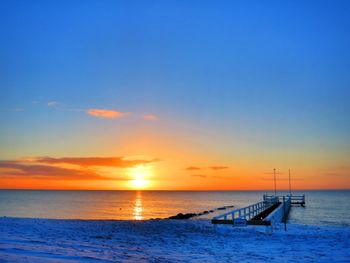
[167,205,234,220]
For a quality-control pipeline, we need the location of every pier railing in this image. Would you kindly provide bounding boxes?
[263,194,305,206]
[212,196,279,224]
[264,196,291,226]
[212,194,305,228]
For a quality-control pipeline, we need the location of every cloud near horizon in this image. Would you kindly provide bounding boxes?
[209,166,229,170]
[0,156,159,180]
[186,166,229,171]
[34,156,158,168]
[86,108,128,119]
[190,174,232,180]
[0,161,107,180]
[186,166,202,170]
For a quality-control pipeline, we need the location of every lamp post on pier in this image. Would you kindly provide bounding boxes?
[273,168,276,196]
[288,169,292,196]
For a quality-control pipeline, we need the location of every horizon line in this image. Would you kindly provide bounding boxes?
[1,188,349,191]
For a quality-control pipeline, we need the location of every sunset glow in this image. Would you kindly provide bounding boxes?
[128,165,152,190]
[0,1,349,191]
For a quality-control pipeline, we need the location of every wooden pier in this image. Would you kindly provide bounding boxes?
[212,194,305,226]
[264,194,305,206]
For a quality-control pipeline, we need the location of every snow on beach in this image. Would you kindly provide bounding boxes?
[0,217,349,262]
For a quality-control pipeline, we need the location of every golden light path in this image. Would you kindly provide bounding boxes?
[128,164,152,190]
[133,191,143,220]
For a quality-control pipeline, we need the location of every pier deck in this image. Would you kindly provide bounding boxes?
[211,194,305,226]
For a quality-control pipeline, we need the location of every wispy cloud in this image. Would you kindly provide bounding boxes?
[86,108,128,119]
[209,166,229,170]
[47,101,59,107]
[186,166,202,171]
[143,114,158,121]
[190,174,231,180]
[186,166,229,171]
[44,102,158,121]
[34,156,158,168]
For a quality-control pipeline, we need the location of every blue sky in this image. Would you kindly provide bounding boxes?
[0,1,349,189]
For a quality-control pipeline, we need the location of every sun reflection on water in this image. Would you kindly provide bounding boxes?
[133,191,143,220]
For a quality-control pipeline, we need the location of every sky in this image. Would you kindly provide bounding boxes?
[0,0,349,190]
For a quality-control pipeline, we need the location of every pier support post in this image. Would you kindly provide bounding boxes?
[283,196,287,231]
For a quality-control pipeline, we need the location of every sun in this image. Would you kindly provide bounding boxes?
[131,178,149,189]
[128,165,152,190]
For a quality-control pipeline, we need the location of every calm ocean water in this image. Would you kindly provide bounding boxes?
[0,190,349,227]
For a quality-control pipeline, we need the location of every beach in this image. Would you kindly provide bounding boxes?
[1,217,349,262]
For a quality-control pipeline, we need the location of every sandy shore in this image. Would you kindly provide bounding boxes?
[0,217,349,262]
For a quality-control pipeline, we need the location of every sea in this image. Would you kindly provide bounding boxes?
[0,190,349,227]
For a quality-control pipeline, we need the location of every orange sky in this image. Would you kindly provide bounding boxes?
[1,1,350,190]
[0,131,349,190]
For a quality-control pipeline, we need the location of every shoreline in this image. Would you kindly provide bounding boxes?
[2,215,350,228]
[1,217,349,262]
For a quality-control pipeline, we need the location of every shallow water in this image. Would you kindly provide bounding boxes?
[0,190,349,227]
